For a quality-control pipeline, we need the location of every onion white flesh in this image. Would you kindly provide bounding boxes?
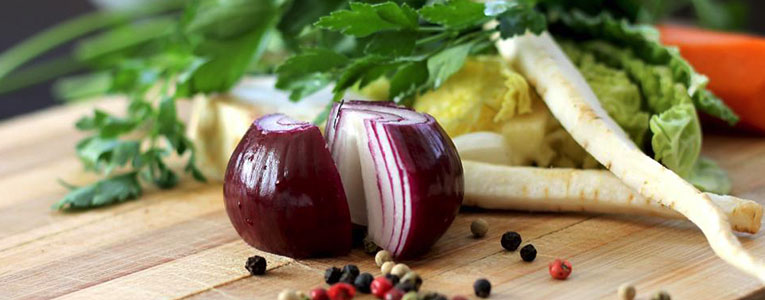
[498,32,765,282]
[326,101,464,258]
[223,114,352,258]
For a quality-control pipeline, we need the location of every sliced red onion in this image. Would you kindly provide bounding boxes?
[326,101,464,259]
[223,114,352,258]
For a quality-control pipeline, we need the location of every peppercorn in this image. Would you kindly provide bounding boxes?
[381,261,396,275]
[371,276,394,298]
[471,219,489,238]
[296,291,309,300]
[473,278,491,298]
[402,292,419,300]
[520,244,537,262]
[385,273,401,286]
[384,288,405,300]
[342,264,359,277]
[422,292,448,300]
[354,273,374,293]
[391,263,410,277]
[375,250,394,267]
[245,255,267,275]
[278,289,300,300]
[651,290,671,300]
[327,283,356,300]
[338,264,359,284]
[395,281,417,293]
[310,288,330,300]
[548,259,572,280]
[363,237,381,255]
[324,267,342,284]
[400,272,422,290]
[500,231,522,251]
[617,283,636,300]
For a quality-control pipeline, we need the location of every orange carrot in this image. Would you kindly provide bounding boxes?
[658,24,765,134]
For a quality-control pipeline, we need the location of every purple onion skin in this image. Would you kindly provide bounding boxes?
[223,114,352,258]
[386,115,464,259]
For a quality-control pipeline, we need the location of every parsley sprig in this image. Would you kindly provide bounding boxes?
[276,0,546,112]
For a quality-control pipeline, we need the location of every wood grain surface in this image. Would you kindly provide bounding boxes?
[1,99,765,299]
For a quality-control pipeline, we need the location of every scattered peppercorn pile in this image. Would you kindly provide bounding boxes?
[270,229,583,299]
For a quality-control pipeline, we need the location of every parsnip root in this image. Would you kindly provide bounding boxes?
[463,160,762,234]
[498,32,765,282]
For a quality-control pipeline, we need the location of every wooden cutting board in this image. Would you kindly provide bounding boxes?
[2,98,765,300]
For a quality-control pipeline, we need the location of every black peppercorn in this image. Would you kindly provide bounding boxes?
[342,264,360,277]
[354,272,374,293]
[473,278,492,298]
[339,272,356,284]
[520,244,537,262]
[385,273,400,286]
[324,266,342,284]
[501,231,522,251]
[244,255,267,275]
[395,281,417,293]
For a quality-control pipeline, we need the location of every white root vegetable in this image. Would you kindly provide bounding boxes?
[452,132,512,165]
[463,160,762,234]
[497,33,765,282]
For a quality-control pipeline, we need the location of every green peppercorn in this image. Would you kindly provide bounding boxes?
[618,283,636,300]
[402,291,418,300]
[501,231,522,251]
[520,244,536,262]
[651,290,671,300]
[473,278,491,298]
[400,272,422,290]
[422,292,448,300]
[364,236,381,255]
[471,219,489,238]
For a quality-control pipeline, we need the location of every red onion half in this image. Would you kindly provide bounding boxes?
[326,101,464,259]
[223,114,352,258]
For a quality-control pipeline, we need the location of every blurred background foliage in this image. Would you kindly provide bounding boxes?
[0,0,763,120]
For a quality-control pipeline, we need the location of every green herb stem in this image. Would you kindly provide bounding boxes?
[0,57,86,95]
[415,31,452,46]
[0,0,183,84]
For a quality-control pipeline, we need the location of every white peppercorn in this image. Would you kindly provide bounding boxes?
[278,289,299,300]
[391,263,410,278]
[381,261,396,275]
[375,250,393,267]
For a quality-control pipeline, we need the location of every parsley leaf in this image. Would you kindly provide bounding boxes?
[53,172,142,210]
[315,2,419,37]
[495,4,547,38]
[388,60,428,104]
[364,30,417,57]
[276,48,350,100]
[426,42,474,89]
[419,0,490,30]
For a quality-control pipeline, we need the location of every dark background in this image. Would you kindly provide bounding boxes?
[1,0,765,120]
